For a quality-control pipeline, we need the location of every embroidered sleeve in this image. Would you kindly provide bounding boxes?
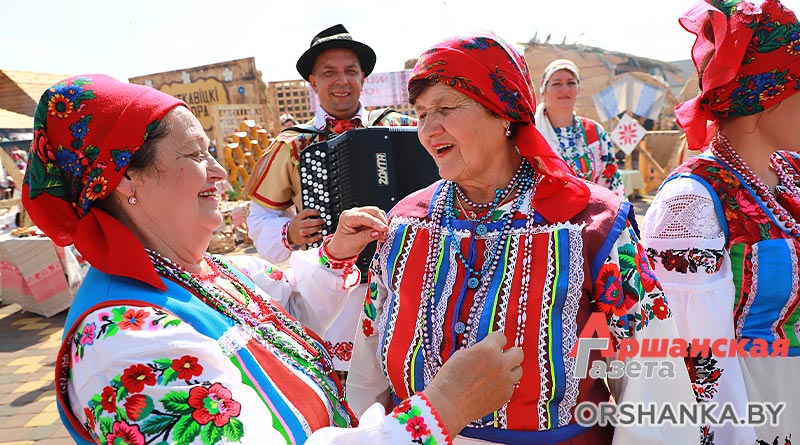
[303,393,451,445]
[346,253,393,416]
[318,234,360,287]
[642,178,727,289]
[222,253,358,337]
[592,220,701,443]
[594,124,625,197]
[68,305,288,445]
[246,203,294,264]
[387,393,451,444]
[642,177,756,442]
[592,218,670,344]
[281,219,302,252]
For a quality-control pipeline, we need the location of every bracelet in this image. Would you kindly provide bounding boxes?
[318,235,358,275]
[281,220,301,251]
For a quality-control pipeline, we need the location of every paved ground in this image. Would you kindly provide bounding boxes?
[0,305,72,445]
[0,195,653,445]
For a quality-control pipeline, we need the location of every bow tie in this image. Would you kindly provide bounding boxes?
[327,117,361,134]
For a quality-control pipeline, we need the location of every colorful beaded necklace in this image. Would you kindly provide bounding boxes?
[454,159,526,209]
[145,249,348,408]
[710,133,800,236]
[417,158,538,387]
[444,158,534,290]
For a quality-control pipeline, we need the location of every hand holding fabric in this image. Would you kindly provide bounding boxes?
[325,206,388,260]
[422,331,524,439]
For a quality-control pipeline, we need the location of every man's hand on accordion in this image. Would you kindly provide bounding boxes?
[287,208,326,247]
[324,207,389,260]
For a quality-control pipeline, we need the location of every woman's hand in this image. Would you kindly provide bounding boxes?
[324,207,389,259]
[422,331,523,439]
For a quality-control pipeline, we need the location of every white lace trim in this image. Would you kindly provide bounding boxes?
[496,236,518,333]
[217,324,253,357]
[382,212,590,424]
[537,233,555,427]
[736,243,759,338]
[646,193,724,240]
[558,229,584,427]
[377,224,407,385]
[425,238,457,386]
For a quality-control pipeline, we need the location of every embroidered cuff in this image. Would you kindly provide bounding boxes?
[281,220,302,252]
[318,235,360,287]
[389,393,452,445]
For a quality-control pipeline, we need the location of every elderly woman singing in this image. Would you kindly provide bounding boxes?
[30,75,523,445]
[346,33,697,444]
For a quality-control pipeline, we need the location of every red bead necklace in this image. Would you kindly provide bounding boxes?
[710,133,800,236]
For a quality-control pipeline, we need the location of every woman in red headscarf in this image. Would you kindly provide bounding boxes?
[346,32,697,444]
[642,0,800,443]
[33,75,524,445]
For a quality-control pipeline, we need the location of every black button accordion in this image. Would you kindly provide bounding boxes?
[299,126,440,276]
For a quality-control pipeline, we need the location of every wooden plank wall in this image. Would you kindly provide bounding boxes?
[129,58,265,149]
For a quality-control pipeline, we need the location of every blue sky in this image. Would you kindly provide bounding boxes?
[4,0,798,82]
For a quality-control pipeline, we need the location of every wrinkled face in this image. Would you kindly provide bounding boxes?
[132,107,227,243]
[542,69,579,112]
[309,48,365,119]
[413,83,508,184]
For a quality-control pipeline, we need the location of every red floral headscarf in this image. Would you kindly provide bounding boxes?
[23,75,185,290]
[408,32,590,222]
[676,0,800,149]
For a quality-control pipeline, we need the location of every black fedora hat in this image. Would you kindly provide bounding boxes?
[296,24,376,81]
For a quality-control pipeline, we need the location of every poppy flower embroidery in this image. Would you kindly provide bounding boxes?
[187,383,242,427]
[405,415,432,439]
[100,386,117,413]
[651,297,670,320]
[362,318,374,337]
[120,364,156,393]
[170,355,204,380]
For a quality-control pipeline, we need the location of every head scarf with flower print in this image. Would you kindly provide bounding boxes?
[676,0,800,150]
[23,75,185,291]
[408,32,590,222]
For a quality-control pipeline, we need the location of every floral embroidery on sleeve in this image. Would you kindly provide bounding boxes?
[362,272,380,337]
[262,264,285,281]
[646,247,725,274]
[592,222,673,345]
[83,356,242,445]
[389,393,452,445]
[72,306,182,363]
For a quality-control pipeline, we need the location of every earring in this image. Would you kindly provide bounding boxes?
[128,195,138,205]
[504,122,512,137]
